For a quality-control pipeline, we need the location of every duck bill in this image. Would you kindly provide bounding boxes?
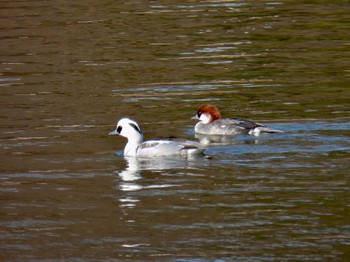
[108,130,119,135]
[191,115,199,120]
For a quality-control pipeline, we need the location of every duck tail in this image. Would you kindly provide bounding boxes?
[249,127,284,136]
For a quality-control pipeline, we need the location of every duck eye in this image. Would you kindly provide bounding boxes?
[117,126,122,133]
[197,112,202,117]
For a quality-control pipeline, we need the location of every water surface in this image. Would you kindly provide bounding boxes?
[1,0,349,260]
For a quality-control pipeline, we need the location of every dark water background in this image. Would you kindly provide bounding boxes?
[1,0,349,260]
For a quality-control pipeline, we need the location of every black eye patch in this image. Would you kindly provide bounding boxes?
[129,123,142,134]
[197,112,202,117]
[117,126,122,134]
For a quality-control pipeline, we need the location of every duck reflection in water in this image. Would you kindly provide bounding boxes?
[194,133,263,146]
[117,155,207,213]
[118,155,207,192]
[118,157,142,192]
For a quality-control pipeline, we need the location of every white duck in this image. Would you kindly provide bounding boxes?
[109,118,206,157]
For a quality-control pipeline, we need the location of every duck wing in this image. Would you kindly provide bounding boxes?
[224,118,283,134]
[138,139,205,156]
[166,138,206,155]
[224,118,264,129]
[137,140,184,156]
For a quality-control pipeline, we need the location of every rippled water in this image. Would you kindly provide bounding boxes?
[1,0,349,260]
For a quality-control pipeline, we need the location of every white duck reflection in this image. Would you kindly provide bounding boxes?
[117,155,208,213]
[118,155,207,192]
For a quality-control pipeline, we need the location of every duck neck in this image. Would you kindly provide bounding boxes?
[124,134,143,156]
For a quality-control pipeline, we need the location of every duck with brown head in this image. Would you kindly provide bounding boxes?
[192,104,283,136]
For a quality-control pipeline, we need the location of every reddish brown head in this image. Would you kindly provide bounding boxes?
[196,104,222,123]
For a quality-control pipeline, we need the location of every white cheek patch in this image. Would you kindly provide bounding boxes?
[200,113,211,124]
